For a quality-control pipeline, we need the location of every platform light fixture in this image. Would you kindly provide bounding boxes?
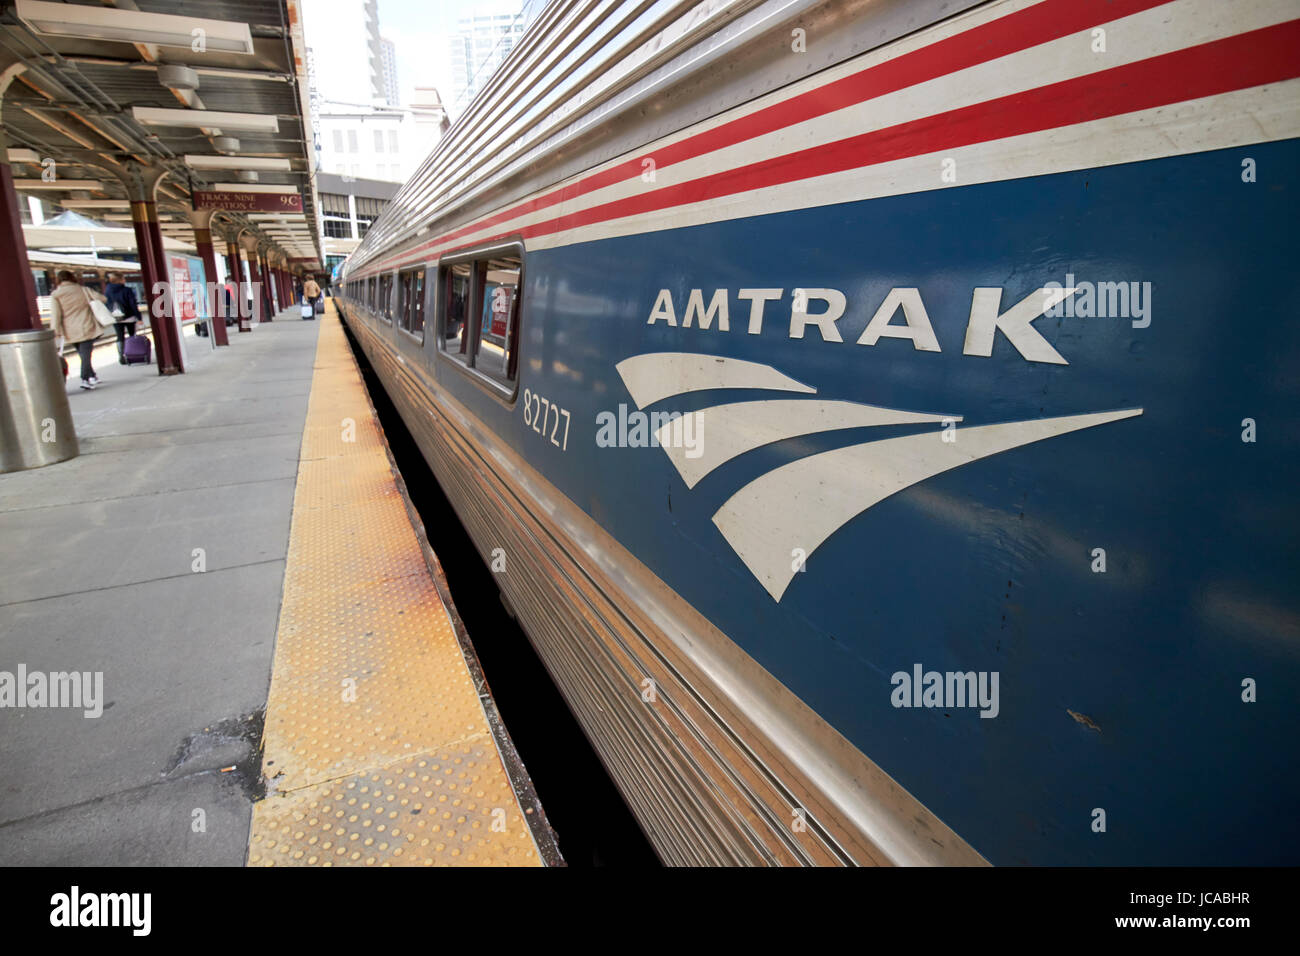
[185,156,291,171]
[6,148,40,164]
[15,0,254,55]
[14,179,104,190]
[132,107,278,133]
[210,183,299,194]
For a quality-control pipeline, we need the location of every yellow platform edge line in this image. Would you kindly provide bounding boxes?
[247,306,545,867]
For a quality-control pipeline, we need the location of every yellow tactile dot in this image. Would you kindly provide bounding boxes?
[247,309,542,867]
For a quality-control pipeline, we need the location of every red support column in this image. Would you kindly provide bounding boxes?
[258,253,274,321]
[130,199,183,374]
[0,153,42,332]
[239,237,263,326]
[227,240,250,333]
[190,211,228,347]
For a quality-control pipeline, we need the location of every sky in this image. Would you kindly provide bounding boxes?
[301,0,529,120]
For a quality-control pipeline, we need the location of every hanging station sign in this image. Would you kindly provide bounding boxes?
[192,190,304,213]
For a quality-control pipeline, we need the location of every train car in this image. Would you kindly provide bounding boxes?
[26,251,144,323]
[335,0,1300,865]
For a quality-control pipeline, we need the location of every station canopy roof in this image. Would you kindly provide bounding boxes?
[0,0,322,271]
[25,217,192,254]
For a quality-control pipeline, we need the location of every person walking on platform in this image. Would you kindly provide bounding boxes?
[104,272,141,364]
[302,276,322,317]
[50,270,107,390]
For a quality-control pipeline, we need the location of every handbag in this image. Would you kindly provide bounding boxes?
[83,287,116,329]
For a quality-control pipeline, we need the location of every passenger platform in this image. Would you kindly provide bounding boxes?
[0,302,554,866]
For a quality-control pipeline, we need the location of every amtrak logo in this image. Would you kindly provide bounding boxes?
[615,352,1142,602]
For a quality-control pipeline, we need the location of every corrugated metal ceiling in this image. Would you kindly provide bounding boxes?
[0,0,322,268]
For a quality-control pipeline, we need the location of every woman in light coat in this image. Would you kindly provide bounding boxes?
[49,270,107,390]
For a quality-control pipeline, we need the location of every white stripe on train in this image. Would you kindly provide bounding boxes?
[351,0,1298,275]
[435,0,1296,250]
[359,79,1299,269]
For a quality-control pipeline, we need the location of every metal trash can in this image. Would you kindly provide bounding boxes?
[0,328,79,473]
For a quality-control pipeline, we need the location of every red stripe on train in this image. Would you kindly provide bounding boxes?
[508,20,1299,245]
[358,0,1177,275]
[427,0,1177,252]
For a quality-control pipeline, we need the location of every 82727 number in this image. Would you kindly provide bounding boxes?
[522,388,570,451]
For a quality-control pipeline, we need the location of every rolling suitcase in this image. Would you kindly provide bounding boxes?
[301,302,315,320]
[123,334,151,365]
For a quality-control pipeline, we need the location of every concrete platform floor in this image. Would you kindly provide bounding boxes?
[0,309,319,865]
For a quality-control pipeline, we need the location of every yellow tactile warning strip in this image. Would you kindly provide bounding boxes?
[248,307,544,866]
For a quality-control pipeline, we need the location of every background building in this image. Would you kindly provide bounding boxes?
[303,0,450,184]
[380,37,401,106]
[316,172,400,277]
[449,0,546,115]
[311,88,448,184]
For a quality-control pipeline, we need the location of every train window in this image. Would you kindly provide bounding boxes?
[367,276,376,311]
[412,271,426,335]
[397,271,411,331]
[396,267,425,340]
[474,256,521,388]
[439,262,472,360]
[436,243,523,398]
[378,273,394,323]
